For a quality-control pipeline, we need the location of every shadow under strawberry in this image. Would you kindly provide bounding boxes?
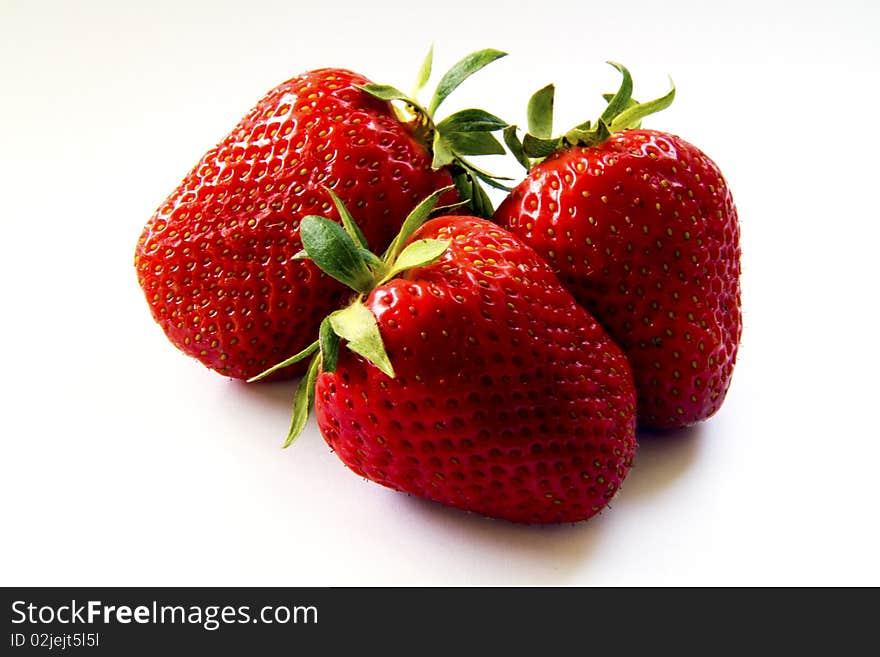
[237,374,704,528]
[623,424,704,503]
[398,492,606,582]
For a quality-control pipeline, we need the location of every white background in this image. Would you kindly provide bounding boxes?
[2,0,878,586]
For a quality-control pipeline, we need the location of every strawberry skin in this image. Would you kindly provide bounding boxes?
[135,68,453,380]
[313,216,636,524]
[495,130,741,429]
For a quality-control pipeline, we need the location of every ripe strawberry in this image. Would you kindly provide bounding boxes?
[254,191,636,524]
[135,48,510,380]
[496,64,741,429]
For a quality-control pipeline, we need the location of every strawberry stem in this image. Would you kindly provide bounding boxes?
[357,47,511,218]
[249,188,456,447]
[515,62,676,166]
[282,354,321,448]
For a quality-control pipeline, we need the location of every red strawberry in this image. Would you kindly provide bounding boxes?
[254,192,636,524]
[136,48,510,380]
[496,64,741,429]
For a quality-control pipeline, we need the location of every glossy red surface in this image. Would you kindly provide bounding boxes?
[315,217,636,524]
[135,69,454,379]
[495,130,741,429]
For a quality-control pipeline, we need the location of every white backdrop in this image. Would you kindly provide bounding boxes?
[2,0,878,585]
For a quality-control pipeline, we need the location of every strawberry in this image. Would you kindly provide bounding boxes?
[496,64,741,429]
[253,190,636,524]
[135,48,511,380]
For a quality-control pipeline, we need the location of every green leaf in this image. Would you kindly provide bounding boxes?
[522,133,563,158]
[454,171,494,218]
[381,239,449,283]
[292,249,309,260]
[563,127,590,143]
[445,131,505,156]
[356,83,412,103]
[433,198,471,215]
[319,316,340,374]
[283,353,320,448]
[458,157,512,182]
[564,118,611,148]
[299,215,374,294]
[503,125,531,171]
[412,44,434,96]
[358,247,385,269]
[436,108,507,133]
[527,83,555,138]
[453,172,471,199]
[596,117,612,142]
[610,77,676,131]
[469,169,513,191]
[431,132,456,169]
[357,83,430,125]
[247,339,319,383]
[428,48,507,115]
[600,62,634,124]
[602,93,642,128]
[459,159,513,191]
[471,177,495,217]
[383,185,453,264]
[324,187,368,249]
[329,302,395,378]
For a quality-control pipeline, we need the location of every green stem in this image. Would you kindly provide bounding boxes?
[519,62,676,161]
[248,188,457,447]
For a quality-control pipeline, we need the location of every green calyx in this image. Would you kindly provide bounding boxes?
[506,62,676,170]
[248,186,455,447]
[356,46,512,218]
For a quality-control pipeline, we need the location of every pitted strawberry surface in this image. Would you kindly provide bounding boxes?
[136,69,454,380]
[314,216,636,524]
[497,130,740,428]
[497,65,741,429]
